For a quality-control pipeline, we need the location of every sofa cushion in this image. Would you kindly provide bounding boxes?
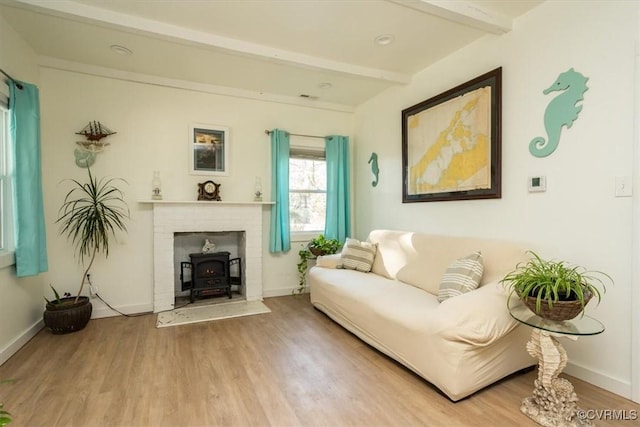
[437,251,483,302]
[316,253,341,269]
[368,230,414,280]
[368,230,529,296]
[337,238,377,272]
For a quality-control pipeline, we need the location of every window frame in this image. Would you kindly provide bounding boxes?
[289,144,326,241]
[0,98,15,269]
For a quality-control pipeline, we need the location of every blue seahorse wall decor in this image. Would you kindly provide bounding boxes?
[529,68,589,158]
[368,152,379,187]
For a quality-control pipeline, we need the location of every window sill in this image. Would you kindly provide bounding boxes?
[291,231,323,243]
[0,250,15,269]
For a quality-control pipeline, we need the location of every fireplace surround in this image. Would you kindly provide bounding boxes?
[147,201,270,312]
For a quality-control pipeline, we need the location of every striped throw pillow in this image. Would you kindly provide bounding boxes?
[437,251,484,302]
[337,238,377,273]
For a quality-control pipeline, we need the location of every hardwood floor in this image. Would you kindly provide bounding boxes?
[1,295,638,426]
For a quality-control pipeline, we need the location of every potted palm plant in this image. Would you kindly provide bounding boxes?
[44,167,129,334]
[501,251,611,321]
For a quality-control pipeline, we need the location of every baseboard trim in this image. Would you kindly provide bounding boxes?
[91,301,154,319]
[0,319,44,366]
[263,287,308,298]
[565,361,631,399]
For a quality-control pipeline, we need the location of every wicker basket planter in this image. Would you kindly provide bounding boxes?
[43,297,92,334]
[524,292,593,321]
[307,243,325,257]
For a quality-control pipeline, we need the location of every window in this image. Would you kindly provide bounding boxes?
[0,103,14,267]
[289,146,326,233]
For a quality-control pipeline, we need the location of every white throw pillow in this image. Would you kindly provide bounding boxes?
[337,238,377,273]
[437,251,484,302]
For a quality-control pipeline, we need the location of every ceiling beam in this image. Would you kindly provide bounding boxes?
[11,0,412,85]
[389,0,512,34]
[38,56,356,113]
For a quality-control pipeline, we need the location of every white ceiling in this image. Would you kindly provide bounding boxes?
[0,0,543,108]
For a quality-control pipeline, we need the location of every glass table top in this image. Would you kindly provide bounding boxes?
[509,303,605,336]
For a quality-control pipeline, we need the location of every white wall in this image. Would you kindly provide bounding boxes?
[0,13,47,364]
[354,1,637,398]
[39,68,353,316]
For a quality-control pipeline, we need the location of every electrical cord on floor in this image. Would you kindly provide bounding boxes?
[86,274,192,317]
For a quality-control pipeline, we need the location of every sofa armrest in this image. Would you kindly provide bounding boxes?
[315,253,341,269]
[430,281,522,346]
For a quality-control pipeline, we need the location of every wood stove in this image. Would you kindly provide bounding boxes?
[180,251,241,302]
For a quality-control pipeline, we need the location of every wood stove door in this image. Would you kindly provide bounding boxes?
[180,262,193,291]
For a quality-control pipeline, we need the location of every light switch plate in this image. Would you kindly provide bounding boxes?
[615,176,632,197]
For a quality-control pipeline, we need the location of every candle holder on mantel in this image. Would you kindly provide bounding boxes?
[151,171,163,200]
[254,176,263,202]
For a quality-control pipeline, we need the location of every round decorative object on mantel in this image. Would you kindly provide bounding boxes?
[198,180,221,201]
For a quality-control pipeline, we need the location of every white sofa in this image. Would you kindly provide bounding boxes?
[309,229,535,401]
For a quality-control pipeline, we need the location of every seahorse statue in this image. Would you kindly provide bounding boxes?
[529,68,589,157]
[527,330,568,389]
[522,330,580,424]
[368,152,379,187]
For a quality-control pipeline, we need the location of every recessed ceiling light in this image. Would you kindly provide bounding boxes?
[110,44,133,56]
[374,34,395,46]
[318,82,333,90]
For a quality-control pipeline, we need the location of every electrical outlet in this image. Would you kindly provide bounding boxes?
[89,284,98,297]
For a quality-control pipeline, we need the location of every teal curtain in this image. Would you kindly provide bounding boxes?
[324,135,351,242]
[9,80,48,277]
[269,129,291,253]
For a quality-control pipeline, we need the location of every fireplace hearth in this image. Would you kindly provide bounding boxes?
[180,252,241,302]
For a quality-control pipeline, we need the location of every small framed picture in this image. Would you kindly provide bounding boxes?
[189,123,230,176]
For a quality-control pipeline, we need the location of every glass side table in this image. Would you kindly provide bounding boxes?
[509,303,605,427]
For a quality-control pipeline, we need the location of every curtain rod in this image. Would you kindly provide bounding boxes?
[264,130,324,140]
[0,68,23,90]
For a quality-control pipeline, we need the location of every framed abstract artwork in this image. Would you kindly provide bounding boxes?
[189,123,230,176]
[401,67,502,202]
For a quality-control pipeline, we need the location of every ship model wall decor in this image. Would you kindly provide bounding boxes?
[74,121,117,168]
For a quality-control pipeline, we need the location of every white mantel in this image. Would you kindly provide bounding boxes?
[143,200,272,312]
[140,200,273,206]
